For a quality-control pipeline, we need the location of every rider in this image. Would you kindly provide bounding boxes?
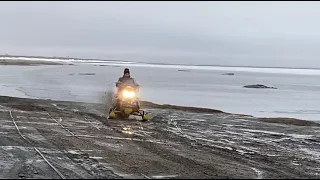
[116,68,139,89]
[113,68,140,109]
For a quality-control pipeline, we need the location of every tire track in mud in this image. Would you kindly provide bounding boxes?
[103,111,248,178]
[139,110,320,179]
[133,112,253,178]
[78,113,181,178]
[80,115,184,179]
[21,107,157,179]
[6,109,121,179]
[8,110,66,179]
[2,97,320,179]
[102,110,250,178]
[38,114,122,179]
[71,108,197,178]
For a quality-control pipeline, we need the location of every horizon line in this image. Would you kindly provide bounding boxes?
[0,53,319,70]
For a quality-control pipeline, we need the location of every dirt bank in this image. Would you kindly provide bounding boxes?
[0,95,319,179]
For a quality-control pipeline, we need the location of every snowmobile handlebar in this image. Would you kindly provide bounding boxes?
[116,81,139,90]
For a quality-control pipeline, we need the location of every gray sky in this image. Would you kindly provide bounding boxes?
[1,1,320,67]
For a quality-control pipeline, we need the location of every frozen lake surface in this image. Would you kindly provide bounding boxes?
[0,61,320,121]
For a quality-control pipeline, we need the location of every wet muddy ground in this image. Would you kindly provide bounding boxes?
[0,95,319,179]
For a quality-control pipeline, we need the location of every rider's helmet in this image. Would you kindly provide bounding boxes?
[124,68,130,77]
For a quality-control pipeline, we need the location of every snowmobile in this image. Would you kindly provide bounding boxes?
[108,84,150,121]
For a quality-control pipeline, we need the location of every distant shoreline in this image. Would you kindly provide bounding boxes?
[1,54,320,70]
[0,59,63,66]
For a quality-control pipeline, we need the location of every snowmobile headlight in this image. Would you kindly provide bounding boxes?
[122,90,136,98]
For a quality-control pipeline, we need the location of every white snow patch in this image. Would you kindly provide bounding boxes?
[1,146,31,151]
[152,175,179,178]
[251,167,263,179]
[236,149,247,155]
[299,148,320,159]
[238,146,259,154]
[0,125,16,129]
[240,129,285,136]
[288,134,314,139]
[26,134,47,141]
[220,138,236,144]
[95,141,122,149]
[89,156,104,160]
[266,154,280,157]
[68,150,80,155]
[292,160,300,166]
[193,119,207,122]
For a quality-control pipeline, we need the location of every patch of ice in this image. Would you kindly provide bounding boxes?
[95,141,122,149]
[71,134,99,138]
[288,134,314,139]
[16,116,39,120]
[0,157,18,169]
[152,175,179,178]
[240,129,285,136]
[266,154,280,157]
[236,149,247,155]
[292,160,300,166]
[67,125,92,129]
[193,119,207,122]
[245,136,278,145]
[96,163,137,178]
[238,146,259,154]
[36,147,62,154]
[15,121,57,126]
[220,138,236,144]
[222,124,247,128]
[26,134,47,141]
[1,146,15,150]
[271,137,291,142]
[231,119,250,122]
[0,109,10,112]
[60,149,103,155]
[68,150,80,155]
[299,148,320,159]
[89,156,104,160]
[0,120,11,123]
[144,139,168,145]
[0,125,16,129]
[224,130,245,136]
[251,167,263,179]
[187,131,204,137]
[206,143,233,151]
[26,159,34,164]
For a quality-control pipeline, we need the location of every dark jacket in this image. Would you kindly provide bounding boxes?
[116,76,139,88]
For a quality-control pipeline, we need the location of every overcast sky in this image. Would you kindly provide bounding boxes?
[1,1,320,67]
